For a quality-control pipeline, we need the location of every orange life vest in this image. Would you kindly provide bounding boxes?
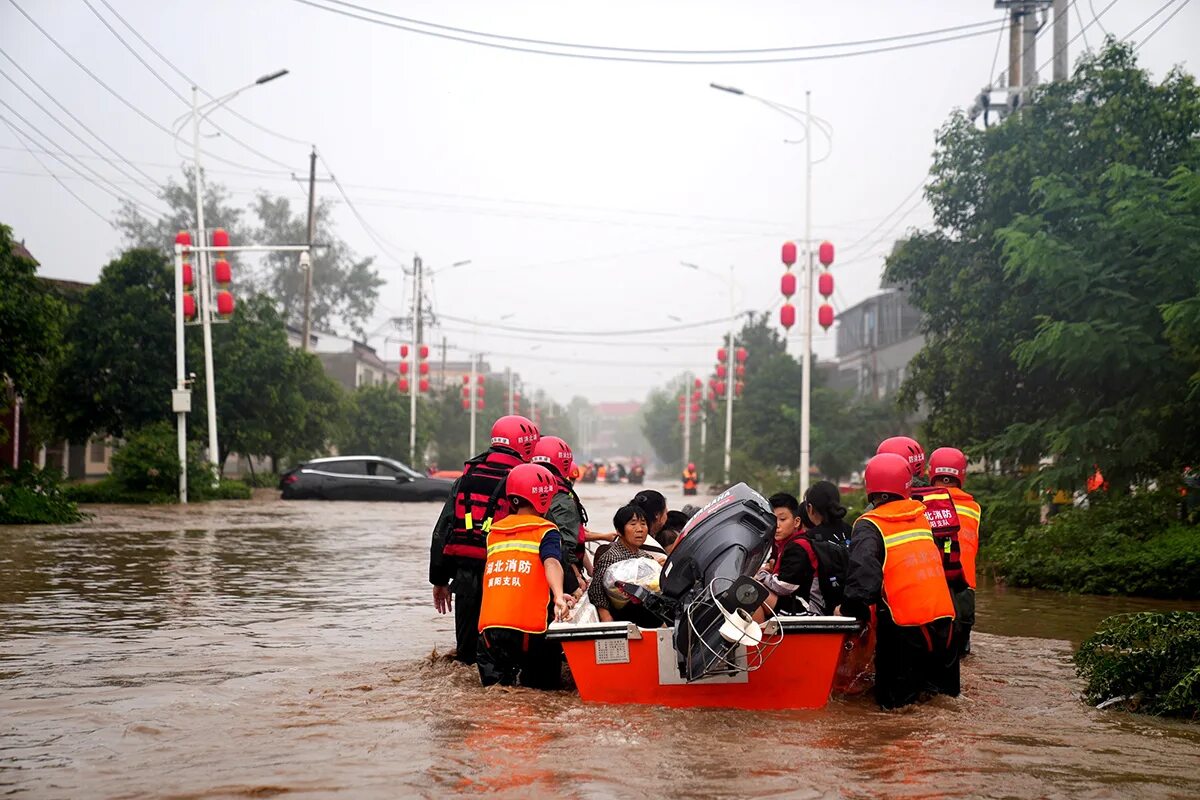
[946,487,981,589]
[682,469,697,490]
[477,514,556,634]
[860,499,955,627]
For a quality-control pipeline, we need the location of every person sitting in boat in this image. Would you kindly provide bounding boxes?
[588,504,663,628]
[630,490,670,560]
[755,493,819,615]
[477,463,572,689]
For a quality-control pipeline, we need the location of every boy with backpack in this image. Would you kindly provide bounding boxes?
[757,490,849,616]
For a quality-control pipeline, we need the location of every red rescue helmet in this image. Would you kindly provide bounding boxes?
[531,435,572,478]
[876,435,926,478]
[864,453,913,499]
[505,463,557,515]
[928,447,968,486]
[687,462,696,471]
[490,415,540,461]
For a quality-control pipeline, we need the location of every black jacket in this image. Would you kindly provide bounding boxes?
[841,516,884,622]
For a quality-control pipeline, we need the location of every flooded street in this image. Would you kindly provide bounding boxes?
[3,481,1199,799]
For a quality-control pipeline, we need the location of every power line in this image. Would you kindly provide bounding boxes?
[0,114,119,224]
[1121,0,1178,42]
[1135,0,1191,50]
[1074,0,1093,51]
[311,1,1004,56]
[1089,0,1112,37]
[839,177,925,255]
[289,0,1006,66]
[79,0,300,173]
[1038,0,1120,74]
[0,62,162,206]
[0,98,162,216]
[6,0,293,178]
[314,146,413,264]
[436,312,738,337]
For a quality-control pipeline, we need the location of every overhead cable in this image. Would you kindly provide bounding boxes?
[1,114,119,224]
[435,312,739,337]
[289,0,1006,65]
[1135,0,1191,50]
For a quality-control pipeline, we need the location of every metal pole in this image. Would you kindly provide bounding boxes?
[469,352,478,455]
[302,146,316,351]
[699,382,707,478]
[173,246,188,504]
[682,372,692,468]
[409,254,421,465]
[799,89,813,498]
[1008,9,1023,103]
[191,86,219,485]
[723,265,735,484]
[507,368,514,415]
[1052,0,1069,82]
[1022,9,1039,91]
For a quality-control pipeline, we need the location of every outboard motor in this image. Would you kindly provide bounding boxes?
[660,483,776,680]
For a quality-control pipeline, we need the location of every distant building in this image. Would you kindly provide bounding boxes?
[831,290,924,401]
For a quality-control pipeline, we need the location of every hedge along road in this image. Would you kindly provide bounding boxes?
[2,482,1199,799]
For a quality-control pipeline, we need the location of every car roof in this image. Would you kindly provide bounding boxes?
[307,455,397,465]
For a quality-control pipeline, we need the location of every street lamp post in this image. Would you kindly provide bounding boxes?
[185,69,288,483]
[710,83,832,497]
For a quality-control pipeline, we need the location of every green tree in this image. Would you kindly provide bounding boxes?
[0,224,67,427]
[339,384,435,466]
[885,43,1200,489]
[252,194,382,338]
[50,248,175,440]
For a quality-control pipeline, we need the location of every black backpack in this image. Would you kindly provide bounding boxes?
[795,534,849,612]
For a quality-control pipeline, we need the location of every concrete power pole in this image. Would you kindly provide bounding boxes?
[409,254,422,465]
[1022,7,1040,93]
[1052,0,1069,81]
[1008,8,1023,105]
[302,146,316,351]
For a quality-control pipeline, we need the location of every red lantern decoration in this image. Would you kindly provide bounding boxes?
[818,303,835,330]
[462,375,470,384]
[419,378,430,393]
[211,228,230,249]
[690,402,699,413]
[477,375,485,384]
[781,241,797,266]
[694,378,702,389]
[400,344,409,358]
[462,398,470,410]
[183,293,196,320]
[476,398,485,410]
[216,290,234,317]
[818,241,834,266]
[182,263,194,289]
[400,362,410,375]
[716,364,727,379]
[735,380,745,396]
[780,272,796,298]
[175,231,191,247]
[513,392,521,404]
[818,272,834,298]
[692,389,701,400]
[678,412,686,422]
[717,347,727,363]
[716,380,727,397]
[419,344,429,359]
[461,386,470,398]
[736,347,747,363]
[736,365,745,378]
[780,303,796,330]
[213,259,232,285]
[476,385,485,397]
[398,378,409,392]
[419,362,430,376]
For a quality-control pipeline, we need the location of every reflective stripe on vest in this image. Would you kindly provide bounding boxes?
[443,449,523,561]
[912,487,964,586]
[949,488,982,589]
[478,515,555,634]
[862,501,955,627]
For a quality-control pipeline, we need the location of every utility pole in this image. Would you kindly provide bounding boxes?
[191,86,219,485]
[1008,7,1023,106]
[302,147,316,351]
[699,382,707,478]
[409,254,422,465]
[1022,6,1040,93]
[723,265,736,485]
[1052,0,1069,81]
[799,89,814,499]
[440,335,447,390]
[507,368,514,415]
[469,352,478,455]
[682,373,692,468]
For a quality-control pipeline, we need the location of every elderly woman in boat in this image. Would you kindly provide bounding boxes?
[588,503,664,628]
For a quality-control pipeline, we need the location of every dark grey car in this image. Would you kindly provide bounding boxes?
[279,456,454,502]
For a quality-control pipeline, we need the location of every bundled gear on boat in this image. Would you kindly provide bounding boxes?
[876,436,926,481]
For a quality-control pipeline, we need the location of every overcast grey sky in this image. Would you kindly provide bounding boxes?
[3,0,1197,405]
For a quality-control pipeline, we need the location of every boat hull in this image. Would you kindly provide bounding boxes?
[548,616,860,710]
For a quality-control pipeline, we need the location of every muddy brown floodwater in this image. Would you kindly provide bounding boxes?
[3,481,1200,799]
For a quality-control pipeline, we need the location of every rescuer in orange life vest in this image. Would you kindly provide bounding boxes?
[838,452,958,709]
[429,414,540,665]
[926,447,982,657]
[682,462,698,496]
[476,462,572,689]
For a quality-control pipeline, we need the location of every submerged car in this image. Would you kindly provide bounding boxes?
[279,456,454,502]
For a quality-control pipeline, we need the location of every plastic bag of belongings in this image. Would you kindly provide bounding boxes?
[602,557,662,609]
